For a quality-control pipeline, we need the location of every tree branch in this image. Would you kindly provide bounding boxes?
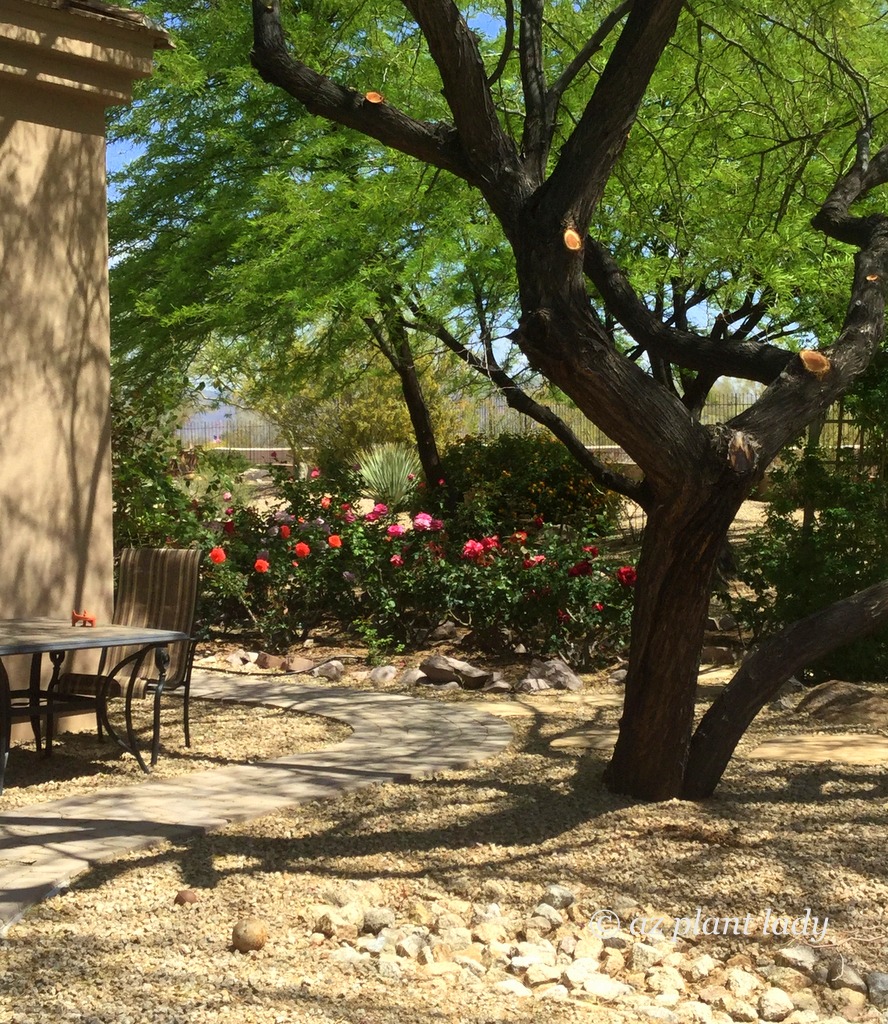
[536,0,684,229]
[684,578,888,798]
[583,239,795,382]
[400,0,524,206]
[547,0,634,114]
[486,0,515,88]
[250,0,471,182]
[402,305,649,505]
[519,0,548,182]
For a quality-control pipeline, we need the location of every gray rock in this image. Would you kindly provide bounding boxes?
[867,971,888,1008]
[526,658,584,691]
[376,957,403,980]
[368,665,397,684]
[419,654,492,688]
[631,942,663,972]
[827,958,867,994]
[758,987,795,1022]
[540,883,576,910]
[532,903,563,928]
[513,677,552,694]
[717,613,738,631]
[362,906,396,934]
[482,677,513,693]
[609,668,628,684]
[311,659,344,681]
[429,621,459,641]
[400,667,427,685]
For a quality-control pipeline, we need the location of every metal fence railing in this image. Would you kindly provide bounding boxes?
[176,396,872,468]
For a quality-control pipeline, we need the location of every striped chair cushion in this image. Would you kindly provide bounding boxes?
[57,547,201,698]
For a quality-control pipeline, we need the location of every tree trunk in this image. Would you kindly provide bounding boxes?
[603,482,746,799]
[391,331,446,490]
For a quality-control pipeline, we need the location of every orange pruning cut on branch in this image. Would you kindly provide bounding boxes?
[799,349,831,380]
[563,227,583,251]
[866,274,880,281]
[364,91,384,104]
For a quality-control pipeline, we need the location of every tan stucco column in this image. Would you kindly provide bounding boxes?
[0,0,170,714]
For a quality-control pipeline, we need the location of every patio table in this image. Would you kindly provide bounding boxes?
[0,618,187,790]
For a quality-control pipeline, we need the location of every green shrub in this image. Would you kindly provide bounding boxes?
[734,451,888,681]
[427,431,622,537]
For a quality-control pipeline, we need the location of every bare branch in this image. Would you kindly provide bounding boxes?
[486,0,515,89]
[403,304,649,504]
[547,0,634,113]
[583,239,795,382]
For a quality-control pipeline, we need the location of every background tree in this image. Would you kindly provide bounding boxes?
[109,0,630,499]
[249,0,888,799]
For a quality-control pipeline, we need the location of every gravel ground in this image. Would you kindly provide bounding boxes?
[2,664,887,1024]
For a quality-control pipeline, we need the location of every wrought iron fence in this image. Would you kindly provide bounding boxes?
[176,396,868,468]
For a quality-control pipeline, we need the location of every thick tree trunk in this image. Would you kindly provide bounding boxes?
[603,482,747,799]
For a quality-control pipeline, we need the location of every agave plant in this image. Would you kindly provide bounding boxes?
[355,443,422,510]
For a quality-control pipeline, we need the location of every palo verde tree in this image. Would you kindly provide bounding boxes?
[249,1,888,799]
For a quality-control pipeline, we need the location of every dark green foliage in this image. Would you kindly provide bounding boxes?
[428,432,623,537]
[735,452,888,681]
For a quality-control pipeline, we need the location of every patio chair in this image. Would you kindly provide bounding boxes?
[54,547,202,768]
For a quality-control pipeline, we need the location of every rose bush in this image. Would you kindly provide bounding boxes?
[196,467,635,665]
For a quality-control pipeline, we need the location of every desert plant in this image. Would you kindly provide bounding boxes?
[355,443,421,510]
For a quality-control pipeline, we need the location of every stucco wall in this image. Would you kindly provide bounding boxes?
[0,0,169,709]
[0,84,114,624]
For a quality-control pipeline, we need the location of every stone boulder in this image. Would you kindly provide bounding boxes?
[418,655,493,689]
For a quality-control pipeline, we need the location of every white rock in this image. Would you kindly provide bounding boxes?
[562,957,603,989]
[631,942,664,971]
[724,967,761,1000]
[581,972,634,1001]
[758,987,795,1022]
[494,977,532,997]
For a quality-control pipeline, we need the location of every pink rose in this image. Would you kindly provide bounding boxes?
[390,554,404,567]
[387,523,406,538]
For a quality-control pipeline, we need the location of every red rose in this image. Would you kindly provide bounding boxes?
[280,524,291,539]
[254,558,270,573]
[209,547,226,564]
[327,535,342,549]
[294,542,311,558]
[616,566,637,586]
[223,520,235,535]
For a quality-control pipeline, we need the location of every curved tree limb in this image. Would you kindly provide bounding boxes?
[547,0,634,118]
[683,578,888,798]
[583,239,795,382]
[400,0,524,206]
[536,0,684,230]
